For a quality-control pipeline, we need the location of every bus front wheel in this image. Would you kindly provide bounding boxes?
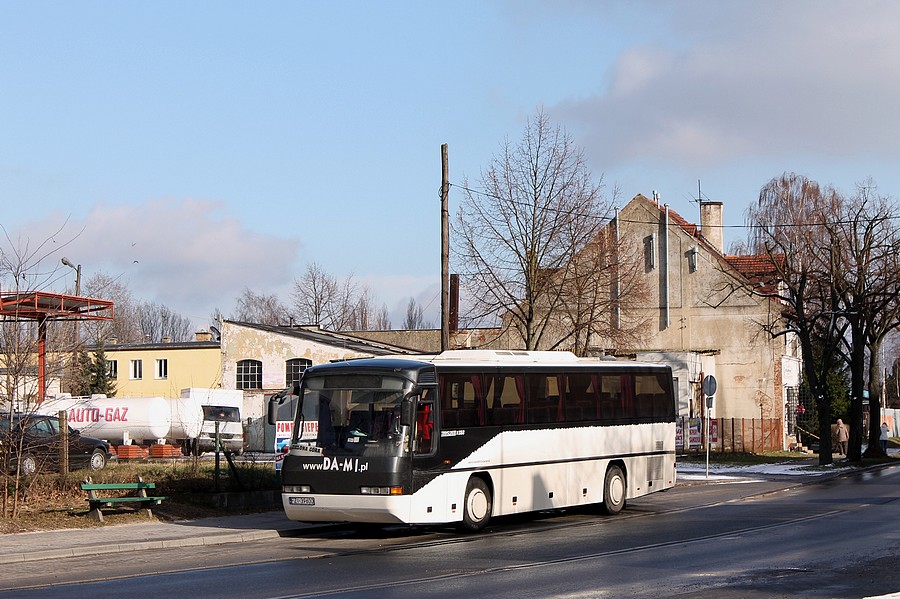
[460,477,492,532]
[601,465,626,515]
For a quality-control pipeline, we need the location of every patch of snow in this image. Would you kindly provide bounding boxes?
[676,459,845,482]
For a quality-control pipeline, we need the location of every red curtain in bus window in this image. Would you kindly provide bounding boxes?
[514,374,526,424]
[438,375,451,411]
[556,374,566,421]
[470,374,486,426]
[620,374,635,418]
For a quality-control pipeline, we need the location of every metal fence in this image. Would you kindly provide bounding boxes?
[677,417,784,453]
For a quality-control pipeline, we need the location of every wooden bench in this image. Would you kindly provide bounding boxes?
[81,476,167,522]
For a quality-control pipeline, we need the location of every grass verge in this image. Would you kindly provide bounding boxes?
[1,455,280,534]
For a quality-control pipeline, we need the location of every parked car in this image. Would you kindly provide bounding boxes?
[0,413,112,475]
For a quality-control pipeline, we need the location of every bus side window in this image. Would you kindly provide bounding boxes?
[567,373,594,422]
[526,373,557,424]
[439,372,486,427]
[600,376,620,421]
[488,375,522,425]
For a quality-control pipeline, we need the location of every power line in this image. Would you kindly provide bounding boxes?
[450,182,900,230]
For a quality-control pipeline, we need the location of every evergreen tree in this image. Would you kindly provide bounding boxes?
[90,347,116,397]
[68,351,94,396]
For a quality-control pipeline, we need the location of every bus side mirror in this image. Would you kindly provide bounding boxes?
[400,398,415,427]
[267,397,279,426]
[268,385,299,426]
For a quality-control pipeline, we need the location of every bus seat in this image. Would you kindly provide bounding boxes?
[528,406,551,424]
[491,407,518,425]
[563,405,579,422]
[457,408,480,427]
[441,410,458,427]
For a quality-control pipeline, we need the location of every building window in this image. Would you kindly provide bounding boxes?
[285,358,312,387]
[130,359,143,380]
[155,359,168,380]
[236,359,262,390]
[688,247,698,273]
[644,235,656,271]
[107,360,118,380]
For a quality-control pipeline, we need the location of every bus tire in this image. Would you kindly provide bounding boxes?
[601,465,626,515]
[460,477,492,532]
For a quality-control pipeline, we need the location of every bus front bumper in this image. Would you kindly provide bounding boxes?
[282,492,413,524]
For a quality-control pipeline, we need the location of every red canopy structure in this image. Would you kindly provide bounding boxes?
[0,291,114,402]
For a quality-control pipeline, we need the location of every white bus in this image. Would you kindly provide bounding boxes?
[268,350,676,532]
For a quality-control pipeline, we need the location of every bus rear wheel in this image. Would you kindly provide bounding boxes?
[460,477,492,532]
[601,465,626,515]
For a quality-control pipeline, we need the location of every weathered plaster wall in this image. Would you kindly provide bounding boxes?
[220,322,377,392]
[621,198,785,422]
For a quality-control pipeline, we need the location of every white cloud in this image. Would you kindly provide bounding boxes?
[556,1,900,170]
[358,274,441,329]
[4,197,302,326]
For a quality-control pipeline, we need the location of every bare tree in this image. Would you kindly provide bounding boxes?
[454,110,612,350]
[231,287,291,326]
[80,272,141,344]
[136,301,194,342]
[79,273,194,344]
[554,221,650,355]
[0,233,74,517]
[745,172,846,466]
[292,262,337,327]
[823,181,900,459]
[349,285,374,331]
[372,304,391,331]
[404,298,426,330]
[291,263,391,331]
[329,276,362,331]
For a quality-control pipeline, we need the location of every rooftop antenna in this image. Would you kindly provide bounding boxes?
[696,179,703,230]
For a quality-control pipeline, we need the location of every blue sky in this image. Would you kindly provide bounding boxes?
[3,1,900,330]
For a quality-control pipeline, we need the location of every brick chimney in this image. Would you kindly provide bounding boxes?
[700,201,724,254]
[195,330,213,342]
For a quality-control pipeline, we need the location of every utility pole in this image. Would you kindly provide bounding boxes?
[62,257,82,396]
[441,144,450,352]
[61,257,82,346]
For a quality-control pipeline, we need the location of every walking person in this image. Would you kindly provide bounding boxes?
[836,419,849,456]
[881,422,890,453]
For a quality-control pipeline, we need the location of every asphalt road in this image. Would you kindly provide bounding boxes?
[3,465,899,598]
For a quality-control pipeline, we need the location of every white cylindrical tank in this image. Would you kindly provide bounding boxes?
[167,396,204,440]
[38,396,171,444]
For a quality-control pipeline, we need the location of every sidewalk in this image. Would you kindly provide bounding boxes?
[0,509,316,565]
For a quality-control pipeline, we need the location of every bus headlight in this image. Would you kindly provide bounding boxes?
[360,486,403,495]
[284,485,312,493]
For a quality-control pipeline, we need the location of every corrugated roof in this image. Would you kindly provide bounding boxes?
[0,292,114,321]
[225,321,416,355]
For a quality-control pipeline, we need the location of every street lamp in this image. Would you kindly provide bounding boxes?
[61,257,82,351]
[61,257,81,297]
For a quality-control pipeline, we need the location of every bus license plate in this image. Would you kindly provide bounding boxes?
[289,496,315,506]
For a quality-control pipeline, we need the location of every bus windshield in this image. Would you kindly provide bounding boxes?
[292,373,413,459]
